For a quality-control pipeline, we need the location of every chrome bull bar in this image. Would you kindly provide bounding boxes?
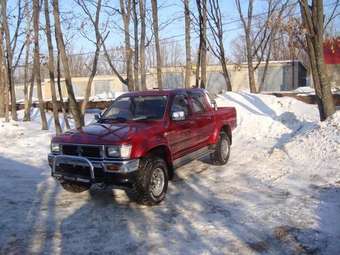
[52,155,95,182]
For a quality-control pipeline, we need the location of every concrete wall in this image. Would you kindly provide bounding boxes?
[156,61,307,93]
[43,75,128,100]
[14,61,311,102]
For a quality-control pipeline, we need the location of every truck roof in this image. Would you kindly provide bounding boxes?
[119,88,206,97]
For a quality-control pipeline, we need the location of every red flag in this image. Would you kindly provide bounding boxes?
[324,37,340,64]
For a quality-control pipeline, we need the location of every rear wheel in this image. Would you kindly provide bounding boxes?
[126,157,168,206]
[60,181,91,193]
[211,132,231,165]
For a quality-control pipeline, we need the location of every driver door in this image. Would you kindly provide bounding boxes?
[166,94,195,160]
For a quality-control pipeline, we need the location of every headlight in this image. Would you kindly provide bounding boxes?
[106,145,132,159]
[51,143,60,153]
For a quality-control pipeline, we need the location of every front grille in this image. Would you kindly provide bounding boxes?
[61,144,103,159]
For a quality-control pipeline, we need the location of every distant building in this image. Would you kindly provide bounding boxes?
[324,37,340,89]
[15,60,308,101]
[157,60,307,94]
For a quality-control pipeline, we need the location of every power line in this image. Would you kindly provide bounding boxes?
[23,0,340,62]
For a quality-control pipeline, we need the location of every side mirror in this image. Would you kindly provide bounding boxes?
[94,113,102,121]
[212,100,218,111]
[171,111,186,121]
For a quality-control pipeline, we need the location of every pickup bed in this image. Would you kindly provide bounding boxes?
[48,88,236,205]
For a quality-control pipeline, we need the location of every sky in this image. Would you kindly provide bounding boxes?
[6,0,340,61]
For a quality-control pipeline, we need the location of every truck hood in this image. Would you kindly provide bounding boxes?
[52,122,156,145]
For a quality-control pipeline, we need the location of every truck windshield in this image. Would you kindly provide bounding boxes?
[100,95,168,121]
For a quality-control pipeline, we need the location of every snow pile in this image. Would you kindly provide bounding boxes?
[216,92,319,150]
[217,91,339,183]
[282,111,340,162]
[293,86,315,93]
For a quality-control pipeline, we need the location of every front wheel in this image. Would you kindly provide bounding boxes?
[126,157,168,206]
[211,132,231,165]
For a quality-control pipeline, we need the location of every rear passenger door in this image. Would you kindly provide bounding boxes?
[188,91,214,149]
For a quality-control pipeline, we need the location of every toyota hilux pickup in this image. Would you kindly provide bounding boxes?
[48,88,237,205]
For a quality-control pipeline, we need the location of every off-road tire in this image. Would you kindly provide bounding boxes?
[211,132,231,165]
[126,157,168,206]
[60,181,91,193]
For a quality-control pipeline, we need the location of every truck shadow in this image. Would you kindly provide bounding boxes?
[1,155,338,254]
[58,163,339,254]
[0,155,60,255]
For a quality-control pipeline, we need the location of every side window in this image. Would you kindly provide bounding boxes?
[190,92,207,113]
[171,95,190,117]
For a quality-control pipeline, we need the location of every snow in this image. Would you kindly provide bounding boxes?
[0,92,339,254]
[292,86,340,95]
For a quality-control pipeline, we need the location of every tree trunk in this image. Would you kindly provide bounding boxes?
[81,0,102,115]
[33,0,48,130]
[245,32,257,93]
[44,0,62,134]
[2,1,18,121]
[53,0,84,128]
[23,69,34,121]
[56,48,70,129]
[235,0,257,93]
[151,0,163,89]
[23,30,31,121]
[139,0,147,90]
[0,29,5,117]
[195,40,201,87]
[4,62,10,122]
[120,0,134,91]
[221,58,232,91]
[184,0,191,88]
[133,0,139,90]
[299,0,335,120]
[259,39,272,92]
[22,0,31,121]
[200,0,207,89]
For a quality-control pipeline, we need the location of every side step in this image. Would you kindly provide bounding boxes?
[173,145,214,169]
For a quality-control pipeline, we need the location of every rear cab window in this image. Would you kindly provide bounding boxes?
[189,91,209,114]
[171,94,190,117]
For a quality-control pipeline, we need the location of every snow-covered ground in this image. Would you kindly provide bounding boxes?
[0,92,339,254]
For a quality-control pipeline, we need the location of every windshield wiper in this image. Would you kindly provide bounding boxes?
[132,116,158,121]
[98,117,128,122]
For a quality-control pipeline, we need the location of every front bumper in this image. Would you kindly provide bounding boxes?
[48,154,139,186]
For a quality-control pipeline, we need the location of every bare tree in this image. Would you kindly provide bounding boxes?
[299,0,335,120]
[139,0,147,90]
[76,0,103,115]
[235,0,290,93]
[53,0,84,128]
[120,0,134,91]
[23,69,35,121]
[56,48,70,129]
[184,0,192,88]
[2,0,18,120]
[235,0,257,93]
[4,61,10,122]
[44,0,62,133]
[33,0,48,130]
[196,0,208,89]
[151,0,163,89]
[207,0,232,91]
[23,0,33,121]
[132,0,139,90]
[0,6,5,117]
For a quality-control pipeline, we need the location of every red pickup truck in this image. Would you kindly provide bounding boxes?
[48,88,236,205]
